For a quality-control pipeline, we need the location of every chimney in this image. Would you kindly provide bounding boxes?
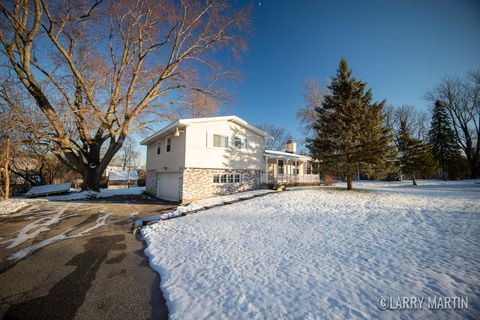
[285,140,297,154]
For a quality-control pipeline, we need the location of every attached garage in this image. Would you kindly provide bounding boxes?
[156,172,180,202]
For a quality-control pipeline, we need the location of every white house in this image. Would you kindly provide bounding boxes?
[105,166,139,188]
[140,116,318,203]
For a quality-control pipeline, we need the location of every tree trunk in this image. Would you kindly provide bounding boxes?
[465,151,480,179]
[346,175,353,190]
[80,140,124,191]
[469,159,479,179]
[3,136,10,200]
[412,173,417,186]
[83,167,102,192]
[440,155,446,181]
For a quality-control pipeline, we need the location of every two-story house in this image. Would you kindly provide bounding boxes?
[140,116,318,203]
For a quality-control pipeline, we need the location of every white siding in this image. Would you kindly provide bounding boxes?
[184,121,265,170]
[145,132,186,173]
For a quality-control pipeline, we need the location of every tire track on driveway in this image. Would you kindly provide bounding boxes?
[0,199,174,319]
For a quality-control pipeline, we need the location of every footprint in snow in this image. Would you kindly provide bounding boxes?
[222,266,231,274]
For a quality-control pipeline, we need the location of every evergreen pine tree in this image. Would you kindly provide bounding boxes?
[397,120,437,185]
[307,58,394,190]
[428,100,460,180]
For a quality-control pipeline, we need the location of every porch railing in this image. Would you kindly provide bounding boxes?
[261,173,320,184]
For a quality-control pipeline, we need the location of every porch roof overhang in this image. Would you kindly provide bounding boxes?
[264,150,311,161]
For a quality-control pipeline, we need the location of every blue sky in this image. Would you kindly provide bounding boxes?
[224,0,480,141]
[138,0,479,163]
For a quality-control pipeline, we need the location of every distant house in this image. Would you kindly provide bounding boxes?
[106,166,139,188]
[141,116,319,203]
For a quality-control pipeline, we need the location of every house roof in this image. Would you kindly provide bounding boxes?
[139,116,272,145]
[264,150,312,161]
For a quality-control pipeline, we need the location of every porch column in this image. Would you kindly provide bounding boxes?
[286,159,289,183]
[265,156,269,184]
[295,160,298,182]
[276,158,279,180]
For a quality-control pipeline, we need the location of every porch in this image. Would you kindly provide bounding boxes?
[262,150,319,184]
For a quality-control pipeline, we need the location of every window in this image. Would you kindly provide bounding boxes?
[234,137,248,150]
[166,137,171,152]
[278,160,284,174]
[156,141,161,155]
[213,173,242,184]
[213,134,228,148]
[234,137,242,149]
[220,174,227,183]
[293,163,299,175]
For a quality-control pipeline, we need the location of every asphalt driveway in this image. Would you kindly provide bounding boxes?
[0,196,176,320]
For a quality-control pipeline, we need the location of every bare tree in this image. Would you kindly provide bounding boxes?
[0,91,75,193]
[0,0,251,190]
[297,80,326,137]
[256,123,292,151]
[427,71,480,178]
[382,104,395,129]
[0,103,17,199]
[9,145,72,185]
[414,110,430,141]
[392,106,415,135]
[179,90,220,118]
[116,137,139,171]
[0,135,10,200]
[387,105,429,141]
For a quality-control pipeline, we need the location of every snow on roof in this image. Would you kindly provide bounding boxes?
[264,150,311,160]
[25,183,72,197]
[107,168,138,181]
[139,116,272,145]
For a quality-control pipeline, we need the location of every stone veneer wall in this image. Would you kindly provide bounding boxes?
[146,169,157,196]
[180,168,262,203]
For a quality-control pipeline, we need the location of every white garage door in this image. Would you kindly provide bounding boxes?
[156,172,180,202]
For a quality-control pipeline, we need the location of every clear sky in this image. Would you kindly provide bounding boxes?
[138,0,479,164]
[225,0,480,141]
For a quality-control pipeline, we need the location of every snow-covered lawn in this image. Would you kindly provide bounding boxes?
[143,180,480,319]
[0,199,47,215]
[139,189,275,224]
[1,187,146,215]
[42,186,145,201]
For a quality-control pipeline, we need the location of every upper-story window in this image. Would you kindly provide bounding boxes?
[156,141,161,155]
[213,134,228,148]
[234,137,248,150]
[166,137,171,152]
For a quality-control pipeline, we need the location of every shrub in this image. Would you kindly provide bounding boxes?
[323,175,335,186]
